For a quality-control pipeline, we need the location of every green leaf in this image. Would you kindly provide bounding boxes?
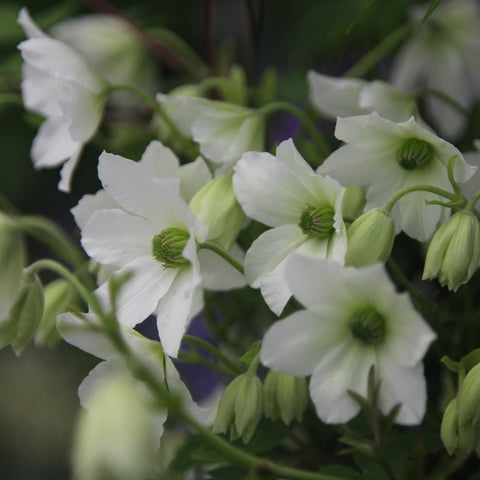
[317,464,360,479]
[461,348,480,372]
[441,355,460,373]
[418,0,444,29]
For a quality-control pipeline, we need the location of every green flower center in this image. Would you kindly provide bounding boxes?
[151,227,190,268]
[396,138,433,171]
[348,307,386,345]
[298,205,335,238]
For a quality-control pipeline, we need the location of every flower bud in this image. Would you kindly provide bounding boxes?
[72,373,159,480]
[35,279,77,346]
[345,208,395,267]
[423,211,480,291]
[212,373,263,443]
[341,185,366,222]
[457,362,480,426]
[0,274,44,355]
[0,213,25,321]
[189,174,245,250]
[263,370,308,425]
[441,398,459,455]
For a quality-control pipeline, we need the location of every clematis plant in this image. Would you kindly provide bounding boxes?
[4,1,480,479]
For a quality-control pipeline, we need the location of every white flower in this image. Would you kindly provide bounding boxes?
[260,255,436,425]
[17,8,108,191]
[78,151,244,356]
[233,139,346,315]
[318,112,476,241]
[157,93,265,174]
[390,0,480,139]
[308,71,419,123]
[50,14,158,107]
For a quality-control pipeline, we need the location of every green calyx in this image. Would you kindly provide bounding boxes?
[396,138,433,170]
[348,307,386,345]
[298,205,335,238]
[151,228,190,268]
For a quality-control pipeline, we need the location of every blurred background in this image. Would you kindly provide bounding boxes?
[0,0,426,478]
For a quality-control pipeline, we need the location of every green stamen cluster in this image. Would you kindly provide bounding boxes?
[348,307,386,345]
[151,228,190,268]
[298,205,335,238]
[396,137,433,170]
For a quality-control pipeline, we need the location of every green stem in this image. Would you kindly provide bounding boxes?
[259,101,330,159]
[177,352,235,377]
[183,334,243,375]
[344,22,413,78]
[24,259,103,318]
[199,241,244,274]
[465,190,480,212]
[109,83,198,158]
[414,88,471,118]
[383,184,462,214]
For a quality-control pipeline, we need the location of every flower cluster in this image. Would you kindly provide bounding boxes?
[2,1,480,479]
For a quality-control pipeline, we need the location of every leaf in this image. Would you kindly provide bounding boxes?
[418,0,444,29]
[461,349,480,372]
[441,355,460,373]
[317,464,361,479]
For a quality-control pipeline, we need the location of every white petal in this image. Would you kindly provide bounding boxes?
[198,244,246,291]
[309,340,376,424]
[177,157,212,202]
[260,310,346,376]
[376,356,427,425]
[139,140,180,178]
[308,71,367,118]
[58,145,83,192]
[81,209,156,267]
[72,190,119,230]
[18,8,46,38]
[259,258,292,316]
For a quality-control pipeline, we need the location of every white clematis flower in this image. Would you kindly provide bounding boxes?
[390,0,480,139]
[157,93,265,174]
[318,112,476,241]
[260,255,436,425]
[78,152,244,357]
[233,139,346,315]
[17,8,109,191]
[308,71,420,123]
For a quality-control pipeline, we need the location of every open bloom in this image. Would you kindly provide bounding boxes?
[233,139,346,315]
[17,8,108,191]
[260,255,436,425]
[308,71,420,123]
[390,0,480,139]
[318,112,476,241]
[157,93,265,174]
[78,151,244,356]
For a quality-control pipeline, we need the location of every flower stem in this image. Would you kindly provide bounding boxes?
[109,83,198,158]
[382,184,462,214]
[198,241,245,274]
[465,190,480,212]
[344,22,413,78]
[259,101,330,158]
[183,334,244,375]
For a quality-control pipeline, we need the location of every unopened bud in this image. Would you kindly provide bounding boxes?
[263,370,308,425]
[342,185,366,222]
[441,398,459,455]
[189,174,245,250]
[213,373,263,443]
[457,363,480,426]
[423,211,480,291]
[345,208,395,267]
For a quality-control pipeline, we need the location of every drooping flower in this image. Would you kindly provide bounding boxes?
[318,112,476,241]
[308,71,420,124]
[77,151,244,356]
[233,139,346,315]
[390,0,480,139]
[17,8,109,191]
[260,254,436,425]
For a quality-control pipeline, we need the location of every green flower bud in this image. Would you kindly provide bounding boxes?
[35,279,77,346]
[72,373,158,480]
[213,373,263,443]
[189,174,245,250]
[0,274,44,355]
[342,185,366,222]
[457,362,480,426]
[441,398,459,455]
[423,211,480,291]
[263,370,308,425]
[345,208,395,267]
[0,213,25,321]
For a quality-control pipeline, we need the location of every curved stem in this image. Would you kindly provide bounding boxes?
[383,184,462,214]
[414,88,470,118]
[344,22,413,78]
[259,101,330,159]
[198,241,244,274]
[183,334,243,375]
[109,83,198,158]
[465,190,480,212]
